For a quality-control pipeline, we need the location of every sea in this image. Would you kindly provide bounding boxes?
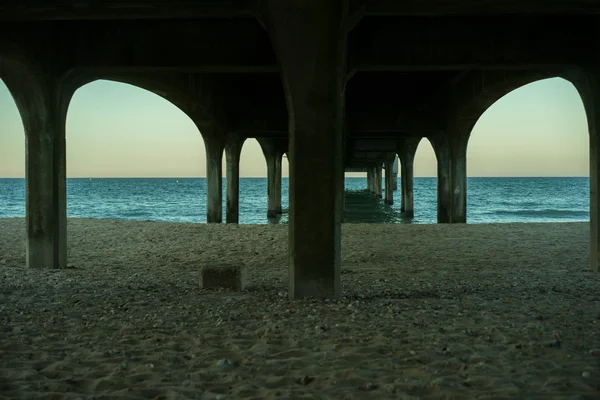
[0,177,590,225]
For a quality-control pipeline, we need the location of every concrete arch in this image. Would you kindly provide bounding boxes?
[78,75,202,128]
[468,77,587,177]
[411,137,434,176]
[67,78,206,178]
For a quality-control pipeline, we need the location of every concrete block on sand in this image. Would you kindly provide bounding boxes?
[200,265,247,291]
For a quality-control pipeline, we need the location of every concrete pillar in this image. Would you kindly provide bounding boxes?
[429,131,470,224]
[266,151,283,218]
[225,134,245,224]
[384,154,395,205]
[367,168,374,192]
[0,61,77,269]
[258,138,286,218]
[260,0,346,299]
[375,165,383,198]
[570,68,600,272]
[397,138,421,218]
[203,133,225,223]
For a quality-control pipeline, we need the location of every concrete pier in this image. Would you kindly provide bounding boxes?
[260,0,345,299]
[225,134,245,224]
[384,154,395,205]
[430,132,469,224]
[572,68,600,272]
[258,139,284,219]
[203,133,225,224]
[2,1,599,278]
[367,168,374,193]
[375,166,383,198]
[0,61,75,269]
[397,138,420,218]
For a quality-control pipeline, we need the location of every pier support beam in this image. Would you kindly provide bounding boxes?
[430,130,470,224]
[375,165,383,198]
[225,134,245,224]
[258,138,285,219]
[397,138,420,218]
[571,68,600,272]
[0,60,77,269]
[384,153,395,205]
[203,132,225,223]
[260,0,346,299]
[367,168,374,192]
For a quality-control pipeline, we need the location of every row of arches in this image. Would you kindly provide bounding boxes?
[0,77,590,224]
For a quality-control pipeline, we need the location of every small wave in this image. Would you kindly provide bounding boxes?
[491,209,589,217]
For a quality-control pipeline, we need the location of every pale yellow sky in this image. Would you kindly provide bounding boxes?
[0,77,589,178]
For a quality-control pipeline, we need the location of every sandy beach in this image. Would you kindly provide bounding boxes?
[0,218,599,399]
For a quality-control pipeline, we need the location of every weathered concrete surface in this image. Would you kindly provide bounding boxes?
[568,67,600,272]
[397,138,421,218]
[225,134,245,224]
[384,153,395,205]
[367,167,375,192]
[375,166,383,198]
[258,138,286,218]
[0,58,77,269]
[200,264,247,291]
[203,132,226,224]
[430,130,470,224]
[260,0,346,299]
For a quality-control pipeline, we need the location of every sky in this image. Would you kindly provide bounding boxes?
[0,77,590,178]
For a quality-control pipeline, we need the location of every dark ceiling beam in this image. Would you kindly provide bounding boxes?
[3,0,598,21]
[0,1,255,21]
[350,15,600,70]
[0,19,277,72]
[363,0,600,15]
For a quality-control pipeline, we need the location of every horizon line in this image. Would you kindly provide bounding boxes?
[0,176,591,179]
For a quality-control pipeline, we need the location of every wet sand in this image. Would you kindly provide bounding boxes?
[0,218,599,399]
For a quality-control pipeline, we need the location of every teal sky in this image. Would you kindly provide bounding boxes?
[0,77,589,178]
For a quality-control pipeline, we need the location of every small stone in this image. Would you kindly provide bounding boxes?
[582,371,591,378]
[200,265,246,291]
[145,363,154,369]
[363,382,377,391]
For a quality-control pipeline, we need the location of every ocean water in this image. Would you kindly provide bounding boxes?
[0,177,590,224]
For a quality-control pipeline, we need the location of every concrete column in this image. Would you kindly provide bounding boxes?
[0,61,77,269]
[570,68,600,272]
[375,166,383,198]
[430,131,470,224]
[203,133,225,223]
[258,138,286,218]
[260,0,346,299]
[367,168,374,192]
[384,154,395,205]
[266,151,283,218]
[225,134,245,224]
[397,138,421,218]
